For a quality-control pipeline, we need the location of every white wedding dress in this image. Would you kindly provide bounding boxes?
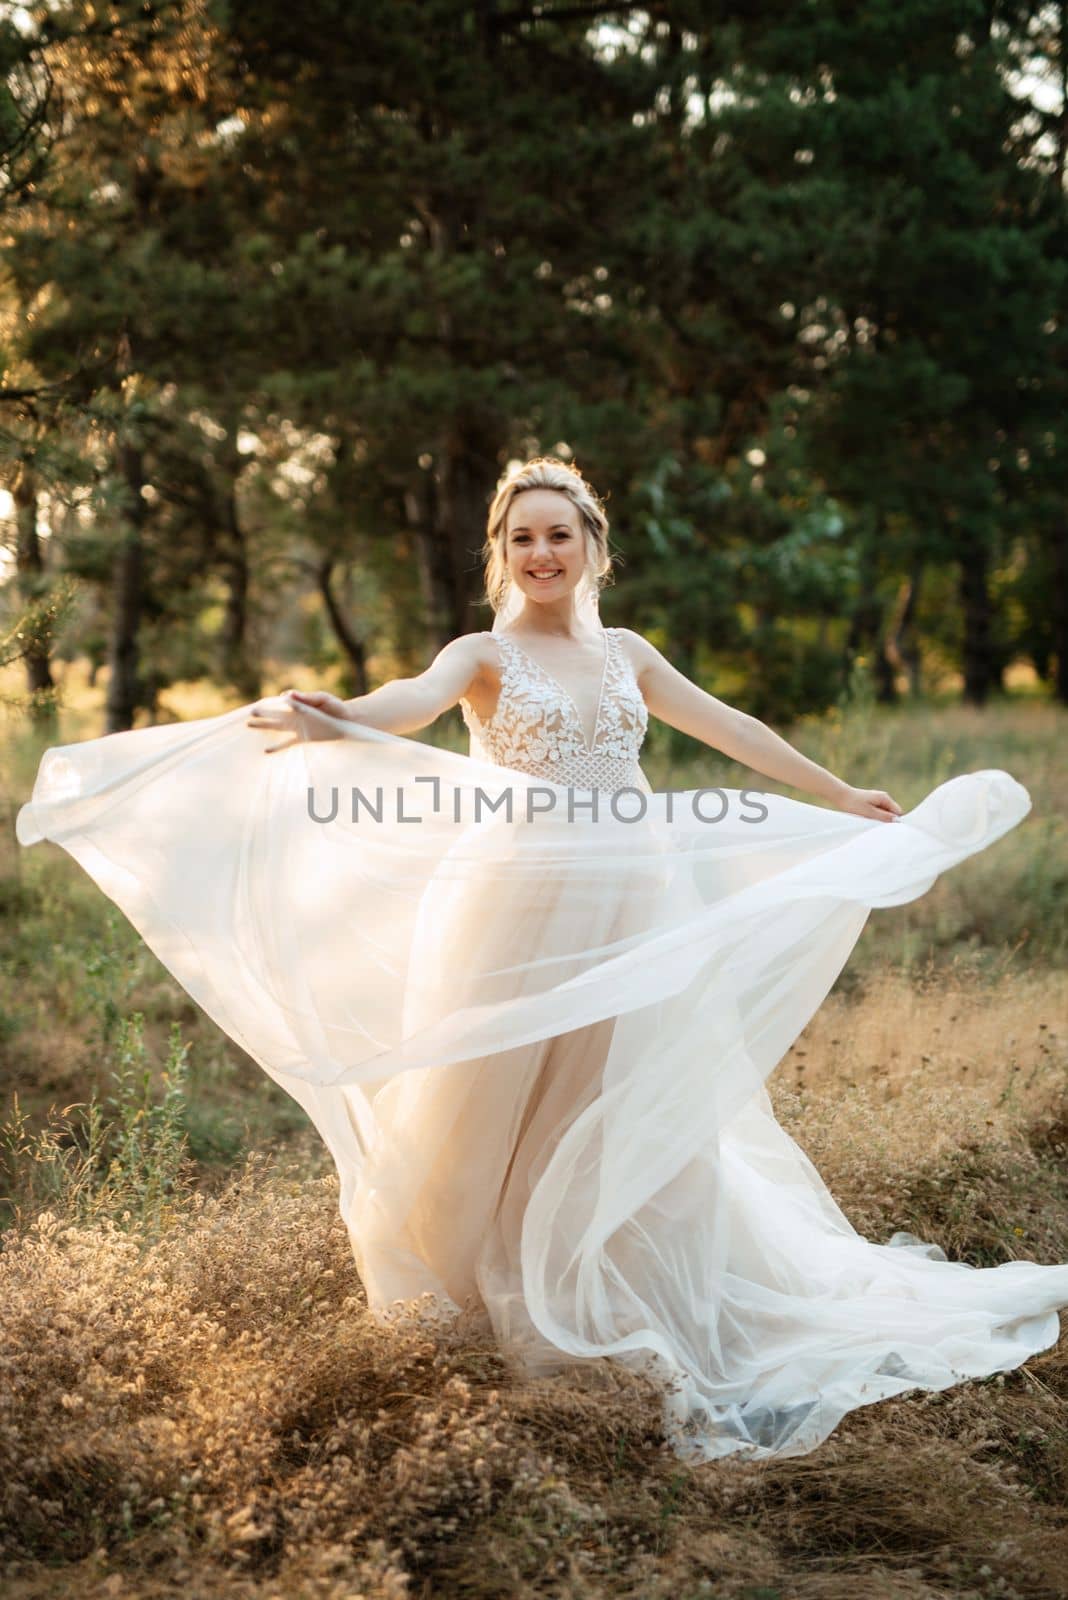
[15,625,1068,1461]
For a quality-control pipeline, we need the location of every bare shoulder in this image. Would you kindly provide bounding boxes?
[434,631,501,721]
[428,631,498,673]
[423,630,501,700]
[465,630,502,680]
[611,627,662,687]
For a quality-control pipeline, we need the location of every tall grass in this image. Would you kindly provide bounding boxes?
[1,1078,1066,1597]
[1,1012,194,1236]
[1,670,1066,1596]
[655,690,1068,978]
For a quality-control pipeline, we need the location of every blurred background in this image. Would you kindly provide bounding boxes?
[1,0,1066,736]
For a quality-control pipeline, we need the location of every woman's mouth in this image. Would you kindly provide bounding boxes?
[528,569,563,582]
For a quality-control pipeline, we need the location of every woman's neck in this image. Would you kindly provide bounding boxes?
[508,601,600,641]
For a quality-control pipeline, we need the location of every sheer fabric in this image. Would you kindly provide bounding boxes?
[16,633,1068,1461]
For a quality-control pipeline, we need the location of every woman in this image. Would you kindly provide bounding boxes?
[18,456,1067,1462]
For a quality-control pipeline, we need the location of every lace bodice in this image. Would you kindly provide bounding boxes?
[459,627,651,793]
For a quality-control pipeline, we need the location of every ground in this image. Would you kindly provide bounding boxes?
[1,667,1065,1598]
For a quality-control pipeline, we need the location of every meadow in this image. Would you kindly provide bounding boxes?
[1,665,1066,1599]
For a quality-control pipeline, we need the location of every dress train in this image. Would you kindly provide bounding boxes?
[16,697,1068,1460]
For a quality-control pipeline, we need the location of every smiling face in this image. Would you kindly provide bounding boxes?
[503,488,589,609]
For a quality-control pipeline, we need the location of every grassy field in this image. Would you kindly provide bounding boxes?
[1,665,1066,1598]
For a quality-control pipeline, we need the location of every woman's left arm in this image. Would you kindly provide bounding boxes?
[620,630,902,823]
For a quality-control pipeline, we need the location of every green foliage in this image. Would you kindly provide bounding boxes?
[0,1013,193,1238]
[0,0,1065,721]
[0,577,80,714]
[742,617,846,723]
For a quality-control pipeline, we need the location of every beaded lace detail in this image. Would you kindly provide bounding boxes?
[459,627,650,793]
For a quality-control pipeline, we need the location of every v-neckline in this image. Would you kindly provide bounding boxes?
[498,628,612,755]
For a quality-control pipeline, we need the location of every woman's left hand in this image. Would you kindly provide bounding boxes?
[834,784,903,822]
[247,689,349,752]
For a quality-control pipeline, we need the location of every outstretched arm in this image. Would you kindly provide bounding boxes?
[621,630,902,823]
[247,634,486,749]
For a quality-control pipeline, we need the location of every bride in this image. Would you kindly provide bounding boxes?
[17,456,1068,1462]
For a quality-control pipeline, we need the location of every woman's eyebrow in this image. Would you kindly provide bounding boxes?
[508,523,574,533]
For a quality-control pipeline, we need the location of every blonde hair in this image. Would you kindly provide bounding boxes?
[480,456,613,619]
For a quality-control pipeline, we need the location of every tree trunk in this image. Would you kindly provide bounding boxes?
[219,490,261,699]
[901,560,923,698]
[872,637,897,705]
[408,443,492,652]
[435,426,492,641]
[411,191,494,651]
[843,519,896,701]
[959,542,998,707]
[408,472,454,652]
[1051,523,1068,706]
[883,563,923,700]
[403,486,441,652]
[12,457,56,722]
[105,441,146,734]
[317,558,368,697]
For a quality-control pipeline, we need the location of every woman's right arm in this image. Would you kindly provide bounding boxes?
[248,633,489,748]
[336,633,489,733]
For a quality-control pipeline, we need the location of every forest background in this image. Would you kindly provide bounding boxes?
[2,0,1067,733]
[2,6,1068,1599]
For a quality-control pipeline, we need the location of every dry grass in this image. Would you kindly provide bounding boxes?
[772,965,1068,1267]
[2,1192,1065,1600]
[3,681,1067,1595]
[1,964,1066,1599]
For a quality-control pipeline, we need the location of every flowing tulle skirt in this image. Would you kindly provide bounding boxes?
[15,698,1068,1460]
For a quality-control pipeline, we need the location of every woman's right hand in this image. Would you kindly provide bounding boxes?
[246,690,351,753]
